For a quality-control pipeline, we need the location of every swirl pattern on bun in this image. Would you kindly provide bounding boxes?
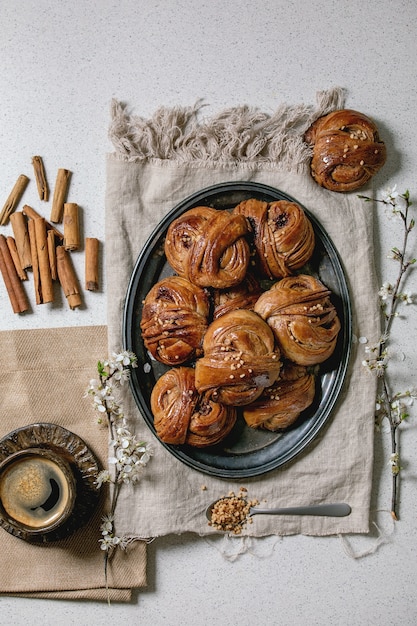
[233,198,315,279]
[140,275,210,365]
[254,274,340,366]
[165,206,250,288]
[195,309,282,406]
[243,362,316,431]
[304,109,386,192]
[150,366,236,447]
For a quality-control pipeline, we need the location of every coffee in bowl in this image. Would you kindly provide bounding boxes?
[0,448,76,534]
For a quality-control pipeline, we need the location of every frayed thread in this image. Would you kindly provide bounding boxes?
[108,87,346,170]
[120,535,155,547]
[203,533,282,562]
[339,510,395,559]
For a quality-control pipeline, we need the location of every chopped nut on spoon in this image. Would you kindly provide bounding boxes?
[208,488,259,534]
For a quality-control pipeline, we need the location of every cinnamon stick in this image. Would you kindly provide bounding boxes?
[22,204,64,240]
[63,203,80,251]
[32,155,49,201]
[28,219,42,304]
[85,237,99,291]
[56,246,82,309]
[47,229,57,280]
[0,175,30,225]
[6,236,27,280]
[34,217,54,303]
[28,218,53,304]
[10,212,32,269]
[0,234,29,313]
[50,168,71,223]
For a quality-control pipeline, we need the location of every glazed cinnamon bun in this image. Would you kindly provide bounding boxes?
[150,366,236,447]
[233,198,315,279]
[165,206,251,288]
[243,362,316,431]
[304,109,386,192]
[186,395,237,448]
[140,275,210,365]
[254,274,340,366]
[212,272,263,320]
[151,367,198,445]
[194,309,282,406]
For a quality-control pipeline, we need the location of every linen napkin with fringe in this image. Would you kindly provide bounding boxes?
[105,87,380,539]
[0,326,147,601]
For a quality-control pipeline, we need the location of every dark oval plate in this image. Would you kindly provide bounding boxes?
[123,182,352,478]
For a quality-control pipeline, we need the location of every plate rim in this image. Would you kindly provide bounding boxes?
[123,181,352,478]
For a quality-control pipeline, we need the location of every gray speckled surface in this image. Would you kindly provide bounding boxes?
[1,1,417,624]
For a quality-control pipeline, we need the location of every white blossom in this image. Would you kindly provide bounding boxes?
[381,185,399,203]
[375,360,387,377]
[387,248,402,262]
[389,452,401,476]
[399,291,413,304]
[95,469,112,489]
[108,427,153,486]
[105,351,138,379]
[362,346,389,377]
[378,282,392,300]
[87,349,151,561]
[99,535,116,551]
[359,186,415,519]
[115,350,138,367]
[100,514,114,534]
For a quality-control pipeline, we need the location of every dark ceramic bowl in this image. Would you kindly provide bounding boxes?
[0,447,76,540]
[0,423,101,543]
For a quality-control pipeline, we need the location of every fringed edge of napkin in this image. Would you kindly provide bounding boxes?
[108,87,346,170]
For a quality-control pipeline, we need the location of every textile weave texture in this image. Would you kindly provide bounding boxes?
[0,326,147,600]
[105,88,380,539]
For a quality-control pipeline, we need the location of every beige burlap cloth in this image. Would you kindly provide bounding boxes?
[0,326,147,601]
[105,88,380,539]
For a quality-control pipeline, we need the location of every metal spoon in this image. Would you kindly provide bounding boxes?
[206,498,351,522]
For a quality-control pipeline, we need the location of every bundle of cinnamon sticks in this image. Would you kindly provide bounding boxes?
[0,157,100,313]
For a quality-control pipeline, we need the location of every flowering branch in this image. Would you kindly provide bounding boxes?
[359,186,416,520]
[86,351,152,594]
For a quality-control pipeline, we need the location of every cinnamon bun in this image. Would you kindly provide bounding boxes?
[150,366,236,447]
[165,206,251,288]
[212,272,263,320]
[140,275,210,365]
[194,309,282,406]
[233,198,315,279]
[304,109,386,192]
[243,362,316,431]
[254,274,340,365]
